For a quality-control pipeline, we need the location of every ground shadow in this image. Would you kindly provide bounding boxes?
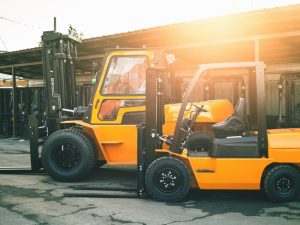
[167,189,300,221]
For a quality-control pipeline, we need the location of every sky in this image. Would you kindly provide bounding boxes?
[1,0,300,52]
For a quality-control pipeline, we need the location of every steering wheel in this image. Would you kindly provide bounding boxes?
[192,104,208,114]
[184,102,193,111]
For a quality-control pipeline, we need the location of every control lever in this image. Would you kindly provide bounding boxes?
[61,106,87,117]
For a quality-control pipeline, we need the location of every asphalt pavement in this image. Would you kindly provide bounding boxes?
[0,137,299,225]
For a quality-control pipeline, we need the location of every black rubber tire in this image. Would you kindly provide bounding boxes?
[145,156,191,202]
[41,129,96,182]
[68,127,106,168]
[68,127,100,168]
[97,160,107,168]
[186,132,213,152]
[264,165,300,202]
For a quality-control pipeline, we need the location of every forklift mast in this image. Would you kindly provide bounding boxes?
[137,67,171,196]
[144,68,168,166]
[41,30,81,134]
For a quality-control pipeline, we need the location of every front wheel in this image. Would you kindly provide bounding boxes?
[145,156,191,202]
[264,165,300,202]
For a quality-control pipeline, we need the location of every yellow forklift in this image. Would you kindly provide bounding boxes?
[141,62,300,202]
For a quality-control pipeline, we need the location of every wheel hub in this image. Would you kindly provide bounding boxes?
[155,168,182,193]
[276,176,293,193]
[55,143,80,169]
[160,171,177,189]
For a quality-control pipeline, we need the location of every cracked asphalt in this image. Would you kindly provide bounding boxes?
[0,137,300,225]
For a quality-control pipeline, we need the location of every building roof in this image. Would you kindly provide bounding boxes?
[1,3,300,79]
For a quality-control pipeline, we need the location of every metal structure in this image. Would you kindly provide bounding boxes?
[0,85,92,138]
[0,28,82,173]
[25,29,82,172]
[2,4,300,74]
[0,87,44,137]
[277,74,300,127]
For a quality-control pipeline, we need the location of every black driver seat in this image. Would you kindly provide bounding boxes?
[212,98,246,138]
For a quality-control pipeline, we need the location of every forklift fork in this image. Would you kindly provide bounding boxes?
[0,115,44,174]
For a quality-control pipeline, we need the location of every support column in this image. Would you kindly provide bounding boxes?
[12,66,17,138]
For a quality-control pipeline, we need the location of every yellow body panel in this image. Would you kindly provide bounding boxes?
[188,157,271,189]
[163,99,234,134]
[62,120,137,165]
[92,125,137,165]
[165,151,299,190]
[268,128,300,162]
[268,128,300,149]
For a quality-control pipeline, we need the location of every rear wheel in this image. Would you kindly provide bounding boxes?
[68,127,102,169]
[145,156,191,202]
[42,129,96,182]
[264,165,300,202]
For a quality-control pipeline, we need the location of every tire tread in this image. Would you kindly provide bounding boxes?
[264,164,300,202]
[42,128,96,181]
[145,156,191,202]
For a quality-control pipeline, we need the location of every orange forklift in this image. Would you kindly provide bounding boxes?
[140,62,300,202]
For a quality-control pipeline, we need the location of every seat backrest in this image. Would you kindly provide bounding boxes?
[234,98,246,122]
[212,97,247,138]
